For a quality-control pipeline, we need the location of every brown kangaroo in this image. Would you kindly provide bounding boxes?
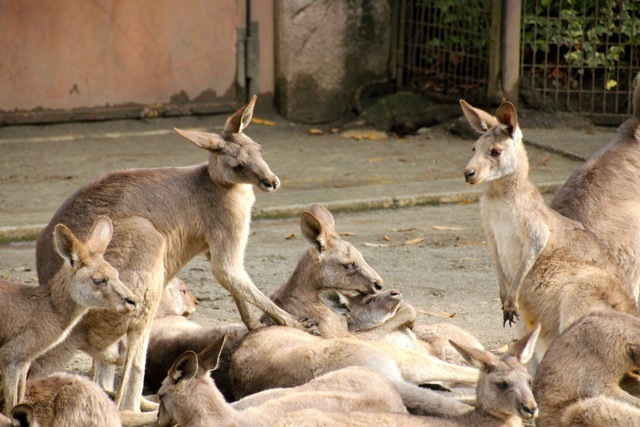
[533,309,640,426]
[0,216,137,415]
[460,99,638,368]
[31,96,299,412]
[269,326,540,427]
[551,73,640,300]
[156,335,408,427]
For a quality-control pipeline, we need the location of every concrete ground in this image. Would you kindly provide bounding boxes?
[0,106,618,374]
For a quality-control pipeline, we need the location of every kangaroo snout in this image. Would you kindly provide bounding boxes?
[519,402,538,419]
[259,175,280,192]
[464,168,476,183]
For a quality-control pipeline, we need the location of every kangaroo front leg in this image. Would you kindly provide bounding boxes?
[3,362,26,414]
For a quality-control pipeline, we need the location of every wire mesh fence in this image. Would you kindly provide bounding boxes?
[520,0,640,118]
[396,0,493,105]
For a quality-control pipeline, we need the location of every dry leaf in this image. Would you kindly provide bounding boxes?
[368,156,384,163]
[284,233,296,240]
[308,128,325,135]
[585,129,595,135]
[491,344,510,354]
[381,235,390,241]
[330,127,340,133]
[432,225,462,231]
[251,117,277,126]
[339,232,356,236]
[417,309,456,318]
[539,156,551,166]
[391,227,417,232]
[404,237,424,246]
[363,242,390,248]
[341,129,388,141]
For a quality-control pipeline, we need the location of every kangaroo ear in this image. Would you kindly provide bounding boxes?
[85,216,113,255]
[319,290,352,315]
[53,223,83,268]
[449,339,497,371]
[224,95,257,134]
[460,99,499,133]
[11,403,35,427]
[509,323,540,364]
[170,351,199,383]
[300,211,331,252]
[495,102,519,138]
[174,128,226,153]
[197,334,227,372]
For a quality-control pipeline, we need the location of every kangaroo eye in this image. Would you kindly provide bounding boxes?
[490,149,502,158]
[496,381,509,390]
[471,147,476,152]
[343,263,355,271]
[92,277,107,286]
[233,164,246,172]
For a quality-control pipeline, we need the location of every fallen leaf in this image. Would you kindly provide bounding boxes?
[391,227,417,232]
[251,117,277,126]
[539,156,551,166]
[341,129,388,141]
[363,242,391,248]
[284,233,296,240]
[368,156,384,163]
[339,232,356,236]
[417,309,456,318]
[432,225,462,231]
[308,128,325,135]
[330,128,340,133]
[381,235,390,241]
[585,129,595,135]
[404,237,424,246]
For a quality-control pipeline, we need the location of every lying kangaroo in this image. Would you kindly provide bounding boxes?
[269,326,540,427]
[32,96,299,411]
[156,335,408,427]
[461,99,638,365]
[321,288,485,365]
[551,74,640,300]
[559,396,640,427]
[0,216,138,414]
[533,309,640,426]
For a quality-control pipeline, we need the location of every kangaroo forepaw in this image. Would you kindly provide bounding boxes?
[299,317,321,336]
[502,308,519,327]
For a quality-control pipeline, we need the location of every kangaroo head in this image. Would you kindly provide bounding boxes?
[460,100,525,185]
[300,204,383,295]
[174,95,280,191]
[53,216,138,313]
[158,277,197,317]
[451,324,540,422]
[320,288,406,332]
[157,335,226,427]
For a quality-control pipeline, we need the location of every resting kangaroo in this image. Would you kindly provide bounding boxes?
[533,309,640,426]
[270,326,540,427]
[551,74,640,300]
[0,216,138,415]
[32,96,299,411]
[156,335,407,427]
[461,100,638,366]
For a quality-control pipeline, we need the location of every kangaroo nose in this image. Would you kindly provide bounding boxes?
[464,169,475,183]
[389,289,401,296]
[520,404,538,419]
[373,280,383,292]
[260,176,280,191]
[125,297,138,311]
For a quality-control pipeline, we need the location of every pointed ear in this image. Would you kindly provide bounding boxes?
[508,323,540,364]
[460,99,499,133]
[197,334,227,372]
[495,102,519,137]
[11,403,35,427]
[170,351,199,383]
[224,95,257,134]
[319,290,352,315]
[53,223,83,268]
[449,339,497,370]
[300,210,331,252]
[174,128,226,153]
[85,216,113,255]
[308,204,336,234]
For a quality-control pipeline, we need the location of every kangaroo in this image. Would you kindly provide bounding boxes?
[264,203,384,337]
[31,96,300,412]
[460,99,638,367]
[559,396,640,427]
[533,309,640,426]
[155,277,197,318]
[551,74,640,300]
[269,325,540,427]
[321,288,485,365]
[156,335,408,427]
[0,216,138,415]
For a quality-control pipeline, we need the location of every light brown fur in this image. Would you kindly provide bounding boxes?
[156,335,408,427]
[551,73,640,300]
[559,395,640,427]
[533,310,640,426]
[0,216,137,414]
[460,100,638,367]
[31,97,299,411]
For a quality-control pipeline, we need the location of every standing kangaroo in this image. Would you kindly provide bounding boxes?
[460,100,638,366]
[551,74,640,300]
[533,309,640,426]
[32,96,298,412]
[156,335,408,427]
[0,216,138,415]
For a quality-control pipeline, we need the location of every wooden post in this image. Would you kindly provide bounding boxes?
[502,0,522,107]
[487,0,503,104]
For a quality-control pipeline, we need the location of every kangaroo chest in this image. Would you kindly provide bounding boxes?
[482,197,525,281]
